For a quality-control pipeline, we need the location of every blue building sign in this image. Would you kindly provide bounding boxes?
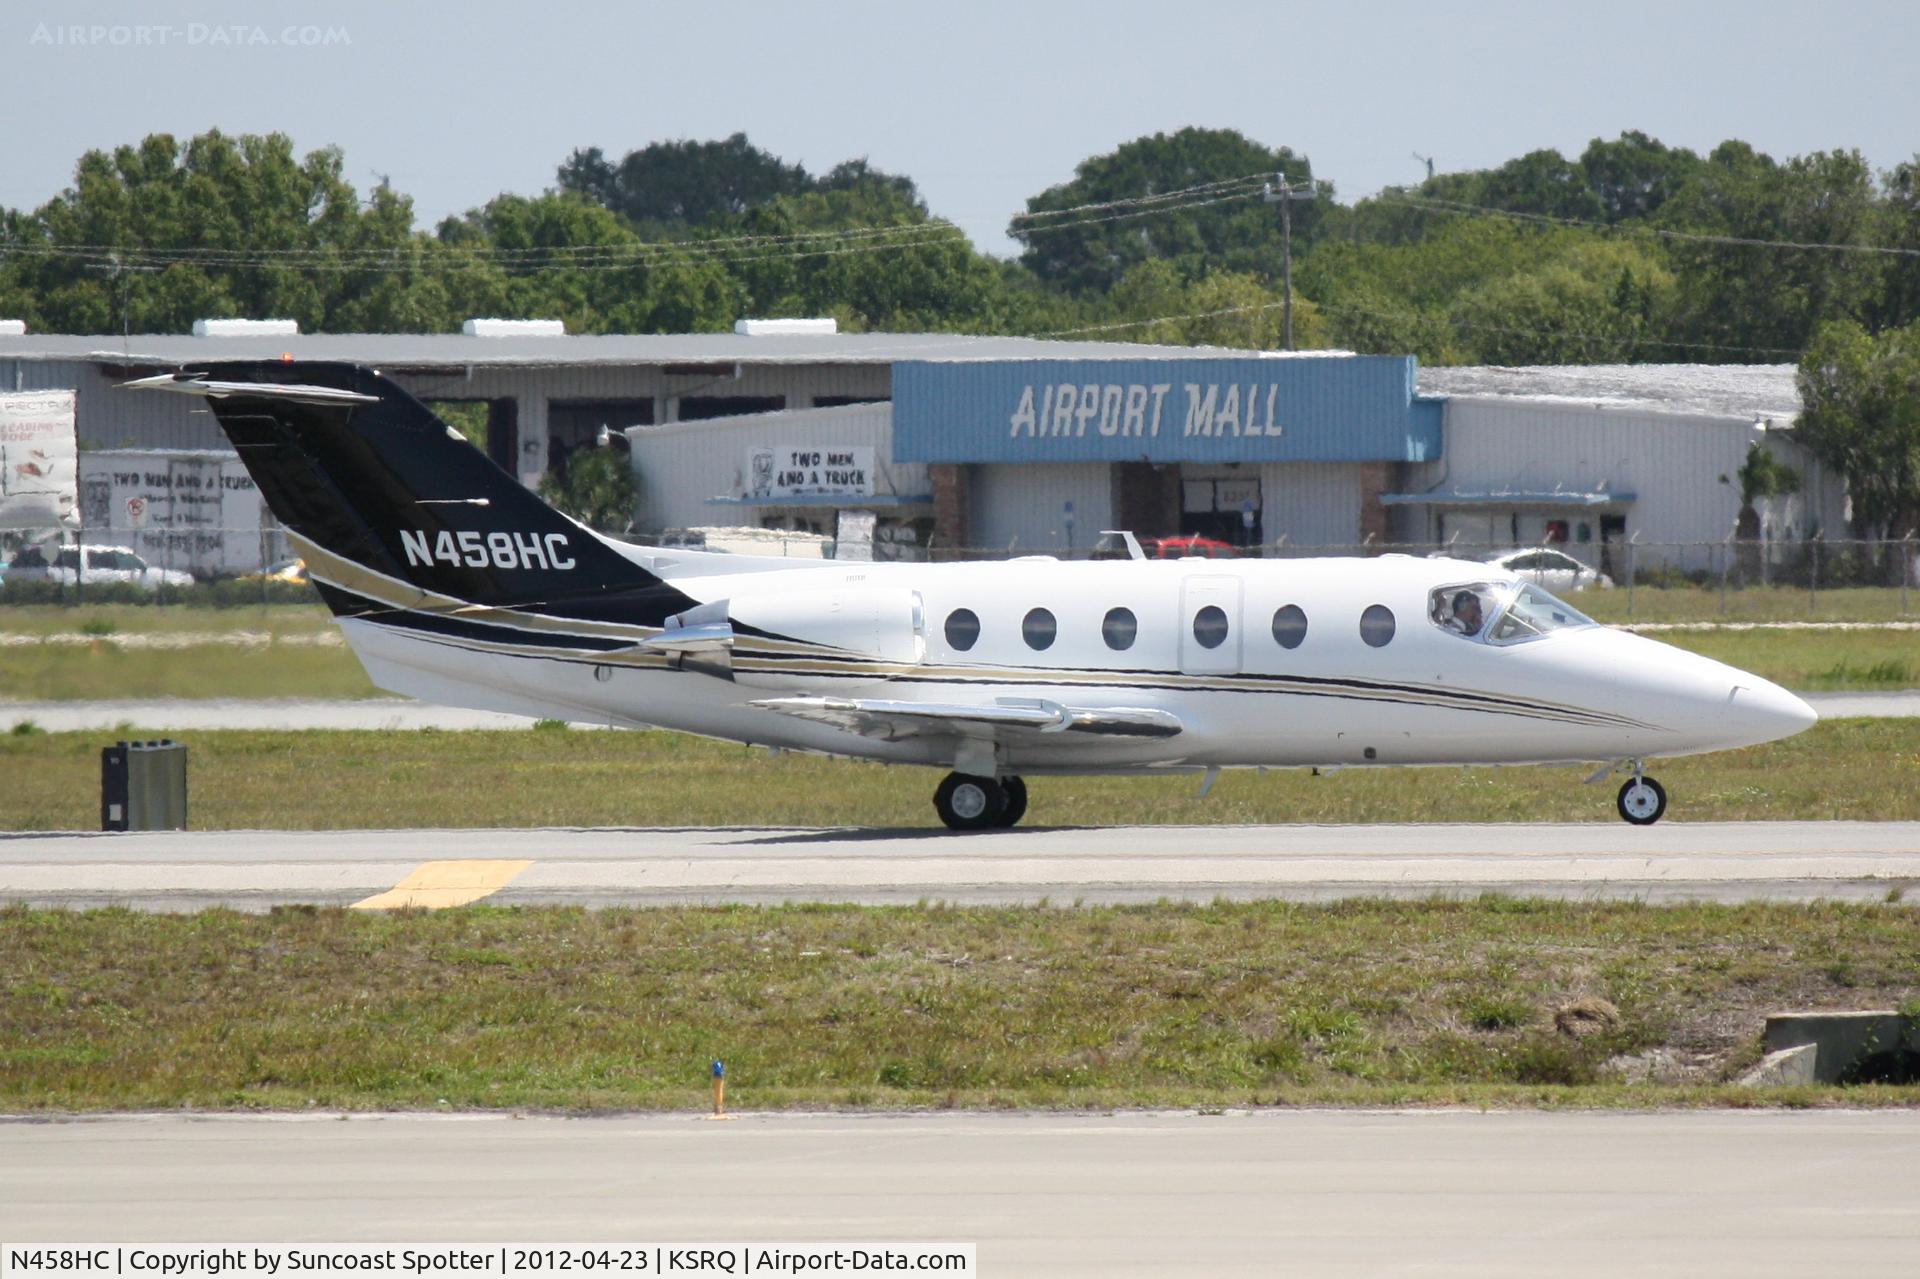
[891,355,1442,465]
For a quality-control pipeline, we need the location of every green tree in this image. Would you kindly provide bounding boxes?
[1011,128,1324,294]
[1104,260,1324,350]
[1577,131,1703,224]
[1659,144,1881,359]
[538,446,635,532]
[1796,319,1920,544]
[0,130,463,334]
[1445,241,1673,364]
[441,192,741,333]
[1725,441,1801,580]
[557,133,811,232]
[1870,156,1920,331]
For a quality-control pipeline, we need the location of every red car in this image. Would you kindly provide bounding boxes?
[1143,535,1238,559]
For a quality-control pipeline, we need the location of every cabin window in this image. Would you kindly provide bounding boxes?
[1022,607,1057,651]
[1271,604,1308,650]
[944,608,980,651]
[1360,604,1396,648]
[1102,606,1138,651]
[1192,605,1230,650]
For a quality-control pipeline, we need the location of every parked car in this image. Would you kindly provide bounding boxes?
[1478,547,1612,592]
[1142,535,1238,560]
[4,543,195,590]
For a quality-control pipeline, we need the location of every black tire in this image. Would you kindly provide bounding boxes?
[934,773,1006,831]
[1616,776,1668,826]
[994,776,1028,828]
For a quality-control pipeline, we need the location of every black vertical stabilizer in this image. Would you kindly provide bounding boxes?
[141,361,695,622]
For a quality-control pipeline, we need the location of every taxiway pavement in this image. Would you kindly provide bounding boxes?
[3,1110,1916,1277]
[4,821,1919,909]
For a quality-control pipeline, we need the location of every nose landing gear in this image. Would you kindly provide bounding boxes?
[1615,766,1668,826]
[933,772,1028,831]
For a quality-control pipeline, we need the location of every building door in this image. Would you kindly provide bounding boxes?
[1599,514,1627,582]
[1180,476,1263,547]
[1178,574,1243,675]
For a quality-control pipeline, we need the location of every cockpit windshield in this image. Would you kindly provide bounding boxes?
[1429,582,1595,646]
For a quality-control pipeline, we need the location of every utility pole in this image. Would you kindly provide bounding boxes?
[83,256,160,349]
[1262,175,1317,350]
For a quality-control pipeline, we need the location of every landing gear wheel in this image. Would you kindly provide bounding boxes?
[934,773,1007,831]
[993,776,1028,828]
[1616,776,1668,825]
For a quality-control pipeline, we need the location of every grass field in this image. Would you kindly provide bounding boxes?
[1581,585,1919,624]
[3,900,1916,1111]
[3,719,1917,830]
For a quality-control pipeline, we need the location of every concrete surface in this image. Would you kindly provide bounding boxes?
[4,822,1920,910]
[3,1111,1917,1277]
[1764,1012,1911,1082]
[1737,1045,1820,1087]
[0,698,577,732]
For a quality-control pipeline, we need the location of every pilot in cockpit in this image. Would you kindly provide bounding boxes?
[1447,588,1485,638]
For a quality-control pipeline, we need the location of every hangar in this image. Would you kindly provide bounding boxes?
[0,317,1847,572]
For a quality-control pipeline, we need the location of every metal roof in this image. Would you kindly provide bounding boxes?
[0,330,1276,368]
[1415,363,1801,422]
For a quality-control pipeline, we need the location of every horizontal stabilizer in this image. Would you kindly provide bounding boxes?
[122,372,380,405]
[748,695,1182,741]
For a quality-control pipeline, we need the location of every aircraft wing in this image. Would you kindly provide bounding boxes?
[748,695,1182,741]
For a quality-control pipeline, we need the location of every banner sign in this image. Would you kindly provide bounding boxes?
[891,356,1442,465]
[747,446,874,500]
[78,451,272,575]
[0,389,78,530]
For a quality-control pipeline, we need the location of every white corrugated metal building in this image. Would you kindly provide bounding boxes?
[1402,364,1849,575]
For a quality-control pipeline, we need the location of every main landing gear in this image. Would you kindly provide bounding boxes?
[1615,765,1669,826]
[933,772,1028,831]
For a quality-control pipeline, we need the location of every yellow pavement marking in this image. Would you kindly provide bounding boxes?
[351,859,533,910]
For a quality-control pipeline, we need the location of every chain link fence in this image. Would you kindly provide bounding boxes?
[3,527,1916,620]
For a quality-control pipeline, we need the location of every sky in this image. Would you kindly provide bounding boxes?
[7,0,1918,258]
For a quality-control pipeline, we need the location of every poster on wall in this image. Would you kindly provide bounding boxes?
[0,390,78,531]
[746,446,874,501]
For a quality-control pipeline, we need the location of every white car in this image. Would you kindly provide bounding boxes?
[4,543,195,590]
[1478,547,1612,592]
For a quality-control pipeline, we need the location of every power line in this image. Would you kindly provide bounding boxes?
[0,173,1280,275]
[1377,191,1920,259]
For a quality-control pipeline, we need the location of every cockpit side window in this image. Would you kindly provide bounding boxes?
[1429,583,1497,640]
[1430,582,1595,645]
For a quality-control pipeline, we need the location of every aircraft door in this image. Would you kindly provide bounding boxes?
[1178,574,1243,674]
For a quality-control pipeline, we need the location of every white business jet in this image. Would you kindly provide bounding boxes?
[128,364,1817,830]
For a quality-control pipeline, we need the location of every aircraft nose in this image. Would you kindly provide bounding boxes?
[1724,678,1818,746]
